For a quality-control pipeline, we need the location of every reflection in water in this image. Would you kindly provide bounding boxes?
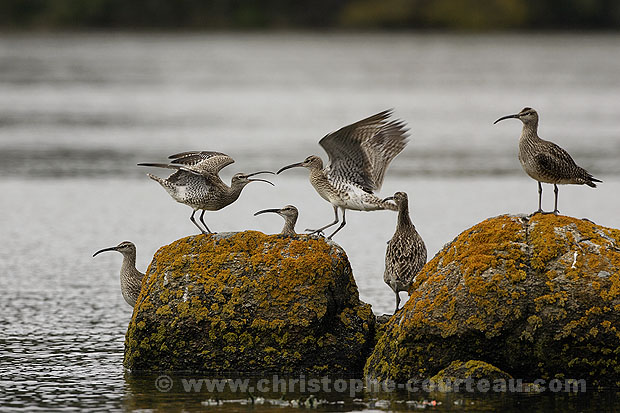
[122,373,618,412]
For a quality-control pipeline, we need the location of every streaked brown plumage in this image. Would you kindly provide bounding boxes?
[138,151,274,234]
[93,241,144,308]
[383,192,427,314]
[495,107,601,214]
[277,109,409,239]
[254,204,298,236]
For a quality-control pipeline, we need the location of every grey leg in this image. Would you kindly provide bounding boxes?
[190,210,208,235]
[306,206,339,235]
[199,210,213,233]
[553,184,560,214]
[327,208,347,239]
[537,181,544,213]
[394,292,401,314]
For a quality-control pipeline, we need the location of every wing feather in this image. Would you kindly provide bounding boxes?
[319,110,409,192]
[168,151,235,175]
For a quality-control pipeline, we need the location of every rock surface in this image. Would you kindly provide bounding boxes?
[124,231,375,374]
[430,360,513,384]
[365,214,620,385]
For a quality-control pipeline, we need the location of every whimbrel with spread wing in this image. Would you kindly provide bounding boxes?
[139,151,274,234]
[277,110,409,239]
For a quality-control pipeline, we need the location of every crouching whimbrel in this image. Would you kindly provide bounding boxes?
[277,109,409,239]
[254,205,299,236]
[93,241,144,308]
[383,192,427,314]
[494,108,601,214]
[138,151,274,234]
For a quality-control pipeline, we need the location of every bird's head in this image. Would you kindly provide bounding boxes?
[254,204,298,220]
[277,155,323,174]
[93,241,136,257]
[494,107,539,126]
[383,191,408,209]
[231,171,275,188]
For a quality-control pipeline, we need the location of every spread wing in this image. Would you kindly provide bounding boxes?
[168,151,235,176]
[319,109,409,192]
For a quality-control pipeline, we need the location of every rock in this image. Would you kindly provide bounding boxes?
[429,360,512,391]
[124,231,375,374]
[365,214,620,386]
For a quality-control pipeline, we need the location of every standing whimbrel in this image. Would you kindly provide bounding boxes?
[494,108,601,214]
[138,151,274,234]
[383,192,427,314]
[93,241,144,308]
[254,205,299,236]
[277,109,409,239]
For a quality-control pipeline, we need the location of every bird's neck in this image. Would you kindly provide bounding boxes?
[397,203,414,230]
[282,217,297,236]
[520,121,540,143]
[228,181,247,201]
[120,252,137,275]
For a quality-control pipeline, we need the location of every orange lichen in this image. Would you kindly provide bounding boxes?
[124,231,375,374]
[366,214,620,386]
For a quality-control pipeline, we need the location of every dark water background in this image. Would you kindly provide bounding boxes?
[0,33,619,411]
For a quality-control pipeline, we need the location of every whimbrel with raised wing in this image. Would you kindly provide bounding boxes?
[277,109,409,239]
[139,151,274,234]
[93,241,144,308]
[494,108,601,214]
[254,204,298,236]
[383,192,427,314]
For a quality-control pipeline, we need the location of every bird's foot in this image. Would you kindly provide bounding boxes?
[540,210,558,215]
[305,228,325,237]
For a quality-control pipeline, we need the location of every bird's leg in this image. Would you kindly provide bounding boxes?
[394,292,401,315]
[536,181,544,214]
[553,184,560,215]
[306,206,339,236]
[327,209,347,239]
[199,210,213,234]
[190,210,208,235]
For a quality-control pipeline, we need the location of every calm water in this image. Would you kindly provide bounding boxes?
[1,33,619,411]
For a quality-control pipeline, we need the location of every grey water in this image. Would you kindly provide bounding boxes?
[0,33,619,411]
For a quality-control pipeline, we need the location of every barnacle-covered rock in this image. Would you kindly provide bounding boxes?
[365,214,620,386]
[124,231,375,374]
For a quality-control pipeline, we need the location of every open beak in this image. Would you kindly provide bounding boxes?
[245,171,275,186]
[93,246,117,257]
[254,208,280,216]
[493,113,520,124]
[277,162,303,174]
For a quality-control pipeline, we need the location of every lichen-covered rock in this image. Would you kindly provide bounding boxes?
[365,214,620,386]
[124,231,375,374]
[430,360,513,384]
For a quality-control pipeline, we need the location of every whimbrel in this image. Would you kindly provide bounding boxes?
[277,109,409,239]
[383,192,427,314]
[93,241,144,308]
[138,151,274,234]
[494,108,601,214]
[254,205,298,236]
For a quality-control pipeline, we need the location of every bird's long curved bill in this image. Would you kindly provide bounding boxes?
[493,114,519,124]
[254,208,280,216]
[246,170,275,177]
[93,246,117,257]
[277,162,303,174]
[382,196,395,202]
